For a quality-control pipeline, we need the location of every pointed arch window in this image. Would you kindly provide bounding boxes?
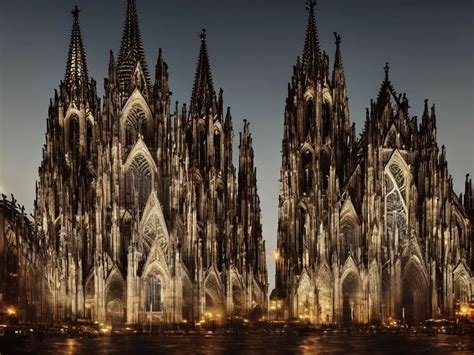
[124,105,147,147]
[216,186,224,225]
[322,100,331,139]
[146,276,162,312]
[86,120,93,159]
[199,127,207,169]
[126,154,152,211]
[304,100,314,138]
[70,116,80,156]
[298,207,307,260]
[300,150,313,195]
[384,162,408,250]
[321,151,330,193]
[214,130,221,170]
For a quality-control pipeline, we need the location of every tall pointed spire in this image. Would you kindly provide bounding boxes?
[64,6,89,95]
[376,62,399,111]
[190,29,216,116]
[333,33,343,71]
[117,0,150,92]
[154,48,169,94]
[332,32,346,87]
[302,0,321,77]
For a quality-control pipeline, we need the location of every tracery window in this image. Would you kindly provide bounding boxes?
[126,154,152,210]
[385,162,408,249]
[124,105,147,147]
[146,276,162,312]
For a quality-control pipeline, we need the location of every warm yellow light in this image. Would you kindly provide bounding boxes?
[6,308,16,316]
[272,250,280,261]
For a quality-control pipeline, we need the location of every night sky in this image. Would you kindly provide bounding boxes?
[1,0,473,292]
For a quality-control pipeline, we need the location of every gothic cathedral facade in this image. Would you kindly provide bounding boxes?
[274,1,474,325]
[35,1,268,326]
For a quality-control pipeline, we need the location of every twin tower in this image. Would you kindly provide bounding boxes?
[35,0,473,327]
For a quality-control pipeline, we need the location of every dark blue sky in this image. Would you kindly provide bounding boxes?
[1,0,473,291]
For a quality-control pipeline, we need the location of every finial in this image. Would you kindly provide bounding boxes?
[200,28,207,42]
[72,5,80,19]
[334,32,341,46]
[306,0,316,11]
[384,62,390,81]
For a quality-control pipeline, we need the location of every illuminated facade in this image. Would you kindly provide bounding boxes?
[274,1,474,325]
[0,195,50,324]
[35,1,267,326]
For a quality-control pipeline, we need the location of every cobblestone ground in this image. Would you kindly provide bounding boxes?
[7,333,474,354]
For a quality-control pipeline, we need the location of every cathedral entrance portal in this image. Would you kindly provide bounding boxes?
[106,299,124,326]
[341,271,360,325]
[402,258,428,325]
[105,272,126,326]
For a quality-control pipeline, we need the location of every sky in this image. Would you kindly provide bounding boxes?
[0,0,473,293]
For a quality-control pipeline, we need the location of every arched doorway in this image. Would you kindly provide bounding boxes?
[105,276,125,326]
[316,268,332,324]
[402,259,428,325]
[341,271,361,325]
[106,299,124,327]
[232,284,244,316]
[297,274,315,323]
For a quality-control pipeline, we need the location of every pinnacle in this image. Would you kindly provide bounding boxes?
[190,28,215,115]
[64,5,88,95]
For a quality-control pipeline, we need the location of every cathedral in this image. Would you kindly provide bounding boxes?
[34,0,267,326]
[274,1,474,325]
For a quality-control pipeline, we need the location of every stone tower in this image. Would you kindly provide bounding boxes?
[274,0,473,325]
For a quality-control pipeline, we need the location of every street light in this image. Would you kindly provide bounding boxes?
[271,250,281,321]
[7,307,16,316]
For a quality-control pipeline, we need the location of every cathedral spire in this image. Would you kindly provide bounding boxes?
[333,32,343,72]
[64,6,89,96]
[154,48,169,96]
[332,32,346,88]
[376,62,399,112]
[190,29,216,116]
[302,0,321,77]
[117,0,150,92]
